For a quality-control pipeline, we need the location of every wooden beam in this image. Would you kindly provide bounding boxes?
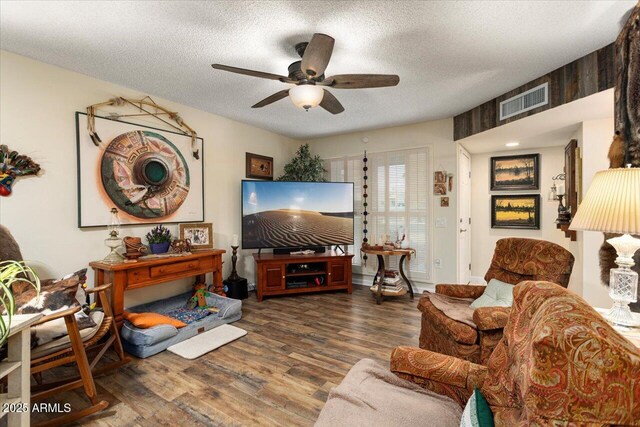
[454,43,615,141]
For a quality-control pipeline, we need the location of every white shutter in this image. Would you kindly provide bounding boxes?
[325,147,432,281]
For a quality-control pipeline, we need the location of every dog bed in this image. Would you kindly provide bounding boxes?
[120,291,242,358]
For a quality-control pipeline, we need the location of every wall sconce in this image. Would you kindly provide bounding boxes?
[548,173,565,201]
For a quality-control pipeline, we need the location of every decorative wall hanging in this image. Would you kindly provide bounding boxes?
[76,112,204,228]
[87,97,200,159]
[611,4,640,168]
[361,151,370,265]
[433,170,447,195]
[0,145,41,196]
[490,154,539,191]
[491,194,540,230]
[440,197,449,207]
[245,153,274,180]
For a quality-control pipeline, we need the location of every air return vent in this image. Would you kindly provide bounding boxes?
[499,82,549,121]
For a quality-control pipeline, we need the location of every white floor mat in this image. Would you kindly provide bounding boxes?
[167,324,247,359]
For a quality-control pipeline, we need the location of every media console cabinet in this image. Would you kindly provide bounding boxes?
[252,251,354,301]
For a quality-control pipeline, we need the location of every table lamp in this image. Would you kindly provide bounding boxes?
[570,167,640,326]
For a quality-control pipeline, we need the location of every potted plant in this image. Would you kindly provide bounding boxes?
[277,144,327,182]
[1,261,40,345]
[146,225,172,254]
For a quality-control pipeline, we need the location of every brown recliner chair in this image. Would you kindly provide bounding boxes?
[418,237,574,364]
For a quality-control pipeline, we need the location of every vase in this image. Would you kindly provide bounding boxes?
[149,242,170,254]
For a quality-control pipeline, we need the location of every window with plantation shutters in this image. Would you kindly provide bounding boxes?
[325,147,432,282]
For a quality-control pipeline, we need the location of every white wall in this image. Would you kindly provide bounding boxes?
[0,51,297,307]
[576,118,615,308]
[305,119,457,286]
[470,146,580,293]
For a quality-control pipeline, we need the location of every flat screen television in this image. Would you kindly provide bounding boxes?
[242,180,354,250]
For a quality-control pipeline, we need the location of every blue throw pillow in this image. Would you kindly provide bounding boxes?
[460,388,494,427]
[470,278,514,309]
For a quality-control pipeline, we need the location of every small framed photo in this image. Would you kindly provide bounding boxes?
[440,196,449,207]
[491,195,540,230]
[490,154,539,191]
[434,171,446,183]
[180,222,213,250]
[246,152,274,180]
[434,183,447,195]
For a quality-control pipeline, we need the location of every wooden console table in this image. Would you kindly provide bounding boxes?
[253,251,353,302]
[90,250,225,327]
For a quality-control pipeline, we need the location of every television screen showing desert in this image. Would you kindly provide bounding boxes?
[242,181,354,249]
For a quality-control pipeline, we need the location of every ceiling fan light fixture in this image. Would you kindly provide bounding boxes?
[289,84,324,111]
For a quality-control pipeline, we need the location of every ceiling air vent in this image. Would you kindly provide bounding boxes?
[499,82,549,121]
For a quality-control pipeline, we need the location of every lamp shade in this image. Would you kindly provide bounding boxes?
[289,84,324,110]
[569,168,640,234]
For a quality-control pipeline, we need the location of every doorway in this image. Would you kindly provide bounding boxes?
[457,145,471,283]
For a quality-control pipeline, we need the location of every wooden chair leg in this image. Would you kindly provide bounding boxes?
[64,313,99,404]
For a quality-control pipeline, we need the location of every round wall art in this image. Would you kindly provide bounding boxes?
[101,130,190,219]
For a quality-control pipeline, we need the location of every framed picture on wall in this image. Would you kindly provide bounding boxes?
[246,152,274,180]
[76,112,205,228]
[491,194,540,229]
[490,153,539,191]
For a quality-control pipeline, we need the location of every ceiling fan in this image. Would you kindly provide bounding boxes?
[211,33,400,114]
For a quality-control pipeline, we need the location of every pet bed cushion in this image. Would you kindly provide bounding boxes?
[121,291,242,358]
[165,307,211,324]
[123,311,186,329]
[121,323,179,347]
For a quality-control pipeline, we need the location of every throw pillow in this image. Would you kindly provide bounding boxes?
[470,279,514,309]
[10,268,97,347]
[123,311,187,329]
[460,388,494,427]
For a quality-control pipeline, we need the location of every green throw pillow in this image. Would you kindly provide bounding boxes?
[460,388,494,427]
[470,278,514,309]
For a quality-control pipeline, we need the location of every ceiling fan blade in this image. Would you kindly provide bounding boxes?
[301,33,335,78]
[252,90,290,108]
[319,89,345,114]
[212,64,293,82]
[321,74,400,89]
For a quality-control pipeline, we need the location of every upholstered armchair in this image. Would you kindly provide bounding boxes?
[393,281,640,425]
[419,238,574,364]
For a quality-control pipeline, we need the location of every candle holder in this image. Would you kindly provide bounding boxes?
[555,194,571,225]
[229,245,240,281]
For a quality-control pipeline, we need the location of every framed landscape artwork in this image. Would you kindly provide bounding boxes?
[246,152,274,180]
[491,195,540,229]
[490,154,539,190]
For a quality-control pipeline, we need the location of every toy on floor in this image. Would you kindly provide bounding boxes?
[186,283,222,313]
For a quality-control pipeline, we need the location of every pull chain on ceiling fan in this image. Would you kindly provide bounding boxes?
[212,33,400,114]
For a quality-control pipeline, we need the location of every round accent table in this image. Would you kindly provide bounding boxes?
[362,248,415,304]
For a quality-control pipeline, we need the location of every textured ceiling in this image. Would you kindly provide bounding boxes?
[0,1,634,139]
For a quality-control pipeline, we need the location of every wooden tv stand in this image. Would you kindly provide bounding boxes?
[252,251,353,302]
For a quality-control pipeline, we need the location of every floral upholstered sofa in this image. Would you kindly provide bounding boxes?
[318,281,640,426]
[419,238,574,364]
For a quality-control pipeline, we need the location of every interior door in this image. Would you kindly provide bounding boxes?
[458,146,472,283]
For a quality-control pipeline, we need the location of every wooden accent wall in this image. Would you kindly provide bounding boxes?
[454,43,615,141]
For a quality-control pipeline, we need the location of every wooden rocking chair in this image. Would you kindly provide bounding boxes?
[29,283,130,427]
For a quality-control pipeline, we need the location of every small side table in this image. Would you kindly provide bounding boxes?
[1,313,43,427]
[595,307,640,348]
[362,248,415,304]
